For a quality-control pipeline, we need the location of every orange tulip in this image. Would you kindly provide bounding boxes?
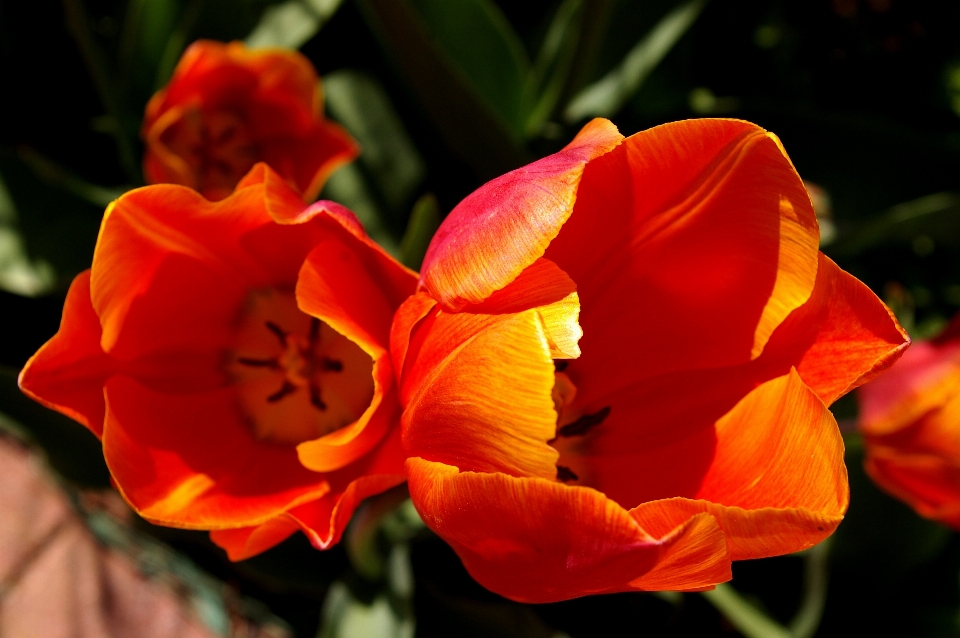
[390,118,909,602]
[142,40,358,202]
[19,164,416,559]
[858,317,960,529]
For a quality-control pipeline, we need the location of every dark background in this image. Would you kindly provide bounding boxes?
[1,0,959,635]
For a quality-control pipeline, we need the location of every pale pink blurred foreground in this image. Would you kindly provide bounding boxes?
[0,436,289,638]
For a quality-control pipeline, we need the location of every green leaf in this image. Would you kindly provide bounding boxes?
[0,173,55,297]
[323,71,426,218]
[152,0,204,91]
[119,0,180,92]
[0,149,103,283]
[417,584,565,638]
[701,584,793,638]
[17,147,125,208]
[399,193,440,270]
[563,0,706,122]
[62,0,142,182]
[345,487,410,581]
[345,489,425,584]
[356,0,528,180]
[828,192,960,257]
[407,0,530,140]
[322,165,399,255]
[318,582,413,638]
[523,0,583,138]
[245,0,344,50]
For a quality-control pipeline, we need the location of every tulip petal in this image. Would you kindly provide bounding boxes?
[142,41,358,200]
[18,271,112,437]
[390,293,438,383]
[401,309,560,480]
[294,223,417,472]
[461,257,581,359]
[296,229,417,355]
[292,473,407,551]
[406,457,730,602]
[91,183,277,356]
[236,162,308,222]
[462,258,576,315]
[102,376,331,529]
[212,425,407,559]
[629,370,848,559]
[859,364,960,529]
[858,340,960,437]
[763,253,909,406]
[263,121,359,202]
[209,517,299,561]
[420,118,623,310]
[295,361,396,473]
[210,474,409,560]
[553,255,904,508]
[864,447,960,528]
[296,422,406,549]
[546,119,819,386]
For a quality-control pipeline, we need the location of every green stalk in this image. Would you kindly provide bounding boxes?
[61,0,141,183]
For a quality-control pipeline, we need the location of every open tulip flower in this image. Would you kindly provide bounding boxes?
[390,118,909,602]
[858,316,960,529]
[19,164,416,559]
[142,40,358,202]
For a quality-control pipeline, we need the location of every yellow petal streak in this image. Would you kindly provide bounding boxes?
[402,309,560,479]
[750,134,820,359]
[537,292,582,359]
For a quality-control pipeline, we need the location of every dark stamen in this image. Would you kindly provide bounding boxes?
[265,321,288,345]
[309,317,321,344]
[322,358,343,372]
[237,357,279,368]
[557,406,611,438]
[556,465,579,482]
[310,384,327,411]
[267,381,297,403]
[554,360,569,372]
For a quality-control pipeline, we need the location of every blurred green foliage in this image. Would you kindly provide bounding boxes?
[2,0,960,636]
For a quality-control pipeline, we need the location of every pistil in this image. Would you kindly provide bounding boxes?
[549,362,611,484]
[229,289,375,445]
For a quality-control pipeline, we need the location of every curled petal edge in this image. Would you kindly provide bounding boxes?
[406,457,731,603]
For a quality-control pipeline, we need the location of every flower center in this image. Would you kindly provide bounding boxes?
[227,288,375,445]
[550,361,610,484]
[163,107,259,199]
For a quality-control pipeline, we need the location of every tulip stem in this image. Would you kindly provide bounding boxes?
[61,0,141,184]
[700,538,832,638]
[17,147,125,207]
[701,584,792,638]
[788,537,832,638]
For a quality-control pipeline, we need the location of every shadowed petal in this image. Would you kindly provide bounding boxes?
[91,180,277,356]
[208,516,299,561]
[263,121,359,202]
[18,271,112,437]
[407,457,730,603]
[858,339,960,437]
[103,376,331,529]
[864,447,960,528]
[629,370,847,560]
[143,41,357,200]
[212,426,406,559]
[546,119,819,389]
